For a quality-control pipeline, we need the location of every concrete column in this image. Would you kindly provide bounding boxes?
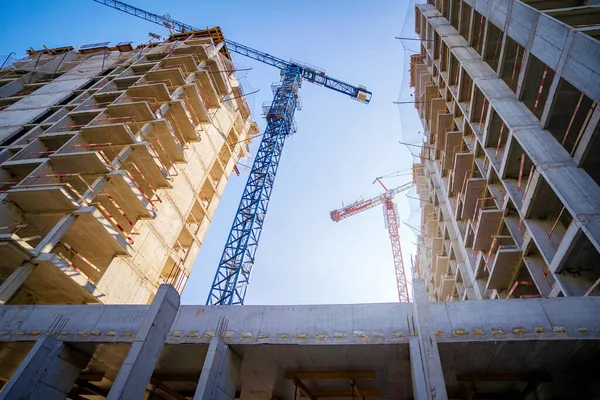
[107,284,180,400]
[194,338,242,400]
[412,278,448,400]
[409,337,428,400]
[0,262,35,304]
[0,335,90,400]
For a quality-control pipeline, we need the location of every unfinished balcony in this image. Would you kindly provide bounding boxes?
[43,109,101,135]
[187,197,211,243]
[159,100,200,143]
[50,134,118,176]
[484,230,522,295]
[433,250,450,287]
[502,138,535,210]
[437,272,456,301]
[0,152,51,193]
[0,200,131,304]
[114,143,171,190]
[138,119,186,173]
[471,187,503,252]
[80,115,137,149]
[545,78,595,155]
[171,43,212,62]
[143,67,187,93]
[0,223,36,286]
[459,178,486,220]
[177,84,211,125]
[106,101,156,133]
[189,70,220,110]
[523,175,573,265]
[131,61,159,76]
[7,253,106,305]
[120,83,172,112]
[503,264,541,300]
[521,55,556,120]
[553,228,600,297]
[449,150,474,197]
[160,55,198,77]
[90,170,156,225]
[9,132,73,162]
[522,240,555,298]
[232,86,251,120]
[439,129,463,174]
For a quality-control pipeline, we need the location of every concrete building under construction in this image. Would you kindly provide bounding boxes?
[0,31,258,305]
[0,1,599,400]
[411,0,600,302]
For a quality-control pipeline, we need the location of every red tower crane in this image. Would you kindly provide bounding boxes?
[330,179,412,302]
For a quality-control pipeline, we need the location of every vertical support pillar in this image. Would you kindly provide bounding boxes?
[412,278,448,400]
[194,338,242,400]
[107,284,180,400]
[0,335,90,400]
[410,337,428,400]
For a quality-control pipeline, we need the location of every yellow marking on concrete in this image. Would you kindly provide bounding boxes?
[553,326,566,333]
[59,331,68,336]
[123,332,136,338]
[277,333,289,339]
[296,333,308,339]
[170,331,182,337]
[472,328,485,335]
[576,327,588,333]
[257,333,269,339]
[91,331,101,336]
[29,330,41,336]
[512,327,525,334]
[372,332,385,338]
[434,330,445,336]
[224,332,234,339]
[353,331,366,338]
[316,333,327,340]
[334,332,347,339]
[187,331,201,338]
[534,327,545,334]
[392,331,405,338]
[452,329,467,336]
[492,329,505,335]
[205,331,215,338]
[241,332,253,338]
[105,331,116,336]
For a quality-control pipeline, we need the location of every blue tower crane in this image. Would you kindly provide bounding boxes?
[93,0,373,305]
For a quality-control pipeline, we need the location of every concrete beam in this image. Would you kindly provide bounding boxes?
[106,284,179,400]
[0,296,599,345]
[0,335,90,400]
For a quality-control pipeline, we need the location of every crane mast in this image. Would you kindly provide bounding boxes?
[93,0,372,305]
[331,180,412,302]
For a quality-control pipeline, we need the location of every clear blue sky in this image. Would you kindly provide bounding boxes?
[1,0,423,305]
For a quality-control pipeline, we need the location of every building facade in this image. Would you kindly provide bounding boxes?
[411,0,600,301]
[0,30,258,305]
